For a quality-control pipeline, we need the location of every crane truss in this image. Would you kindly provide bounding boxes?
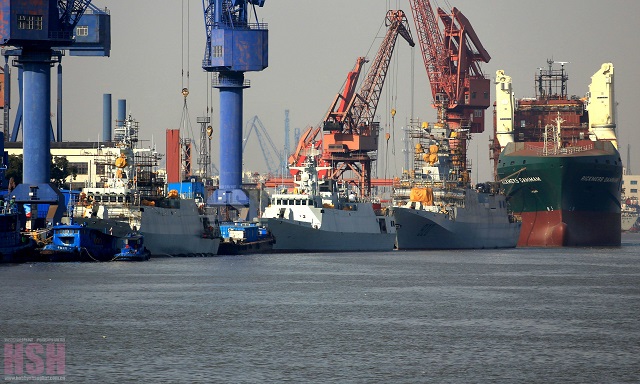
[322,10,415,196]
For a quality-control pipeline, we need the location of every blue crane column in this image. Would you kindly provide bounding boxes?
[1,0,110,227]
[218,73,244,195]
[203,0,268,207]
[22,50,53,184]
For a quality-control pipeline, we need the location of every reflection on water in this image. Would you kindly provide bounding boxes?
[1,234,639,383]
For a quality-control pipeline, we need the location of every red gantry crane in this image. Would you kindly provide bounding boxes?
[409,0,491,174]
[320,10,415,196]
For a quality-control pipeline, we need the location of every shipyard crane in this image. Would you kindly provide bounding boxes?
[288,10,414,197]
[408,0,491,176]
[202,0,268,209]
[243,115,284,176]
[324,10,414,196]
[0,0,110,226]
[286,57,366,175]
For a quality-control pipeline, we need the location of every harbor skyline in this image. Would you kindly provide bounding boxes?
[3,0,638,182]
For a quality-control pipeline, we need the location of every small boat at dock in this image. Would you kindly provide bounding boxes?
[113,232,150,261]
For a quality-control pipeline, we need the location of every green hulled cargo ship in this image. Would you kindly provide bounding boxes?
[493,61,622,246]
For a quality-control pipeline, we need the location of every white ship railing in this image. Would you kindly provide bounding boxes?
[525,143,594,156]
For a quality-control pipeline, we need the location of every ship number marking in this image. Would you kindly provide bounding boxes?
[502,176,541,184]
[580,176,620,183]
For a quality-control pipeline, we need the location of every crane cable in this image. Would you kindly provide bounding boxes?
[178,0,198,177]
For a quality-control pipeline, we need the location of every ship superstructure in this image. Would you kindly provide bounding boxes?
[73,113,221,256]
[261,151,396,252]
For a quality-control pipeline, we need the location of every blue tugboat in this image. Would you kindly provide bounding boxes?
[113,232,150,261]
[217,222,274,255]
[40,222,121,262]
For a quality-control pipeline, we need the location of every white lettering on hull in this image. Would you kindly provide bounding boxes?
[501,176,542,184]
[580,176,620,183]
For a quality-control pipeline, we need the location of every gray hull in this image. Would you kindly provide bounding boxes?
[266,218,396,252]
[141,233,220,257]
[79,199,220,256]
[393,197,521,250]
[139,201,220,256]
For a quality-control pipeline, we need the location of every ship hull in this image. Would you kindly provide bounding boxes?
[265,218,396,252]
[392,191,521,250]
[139,201,220,256]
[498,141,622,247]
[517,210,620,246]
[77,199,221,256]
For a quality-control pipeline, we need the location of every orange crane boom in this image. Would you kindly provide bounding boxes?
[322,10,415,196]
[409,0,490,133]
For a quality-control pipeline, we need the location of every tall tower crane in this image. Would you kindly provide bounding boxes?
[0,0,109,225]
[409,0,491,175]
[321,10,415,197]
[202,0,268,208]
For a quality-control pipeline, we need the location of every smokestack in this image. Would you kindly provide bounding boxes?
[117,99,126,128]
[103,93,112,142]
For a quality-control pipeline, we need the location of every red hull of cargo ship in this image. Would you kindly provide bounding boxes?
[518,210,621,247]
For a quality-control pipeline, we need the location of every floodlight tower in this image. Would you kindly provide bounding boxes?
[202,0,268,208]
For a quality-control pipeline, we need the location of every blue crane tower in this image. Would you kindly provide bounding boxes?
[202,0,268,209]
[0,1,109,225]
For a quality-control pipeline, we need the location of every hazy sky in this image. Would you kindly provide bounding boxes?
[5,0,640,183]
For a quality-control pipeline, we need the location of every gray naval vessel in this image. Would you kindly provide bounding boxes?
[391,121,520,250]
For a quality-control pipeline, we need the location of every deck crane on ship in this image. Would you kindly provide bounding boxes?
[288,10,414,197]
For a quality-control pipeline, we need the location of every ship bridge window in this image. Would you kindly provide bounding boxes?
[295,200,301,206]
[117,195,124,203]
[94,195,102,202]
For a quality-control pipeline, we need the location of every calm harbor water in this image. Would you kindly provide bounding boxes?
[2,233,640,383]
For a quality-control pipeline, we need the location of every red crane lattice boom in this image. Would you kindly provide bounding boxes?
[322,9,415,196]
[409,0,491,133]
